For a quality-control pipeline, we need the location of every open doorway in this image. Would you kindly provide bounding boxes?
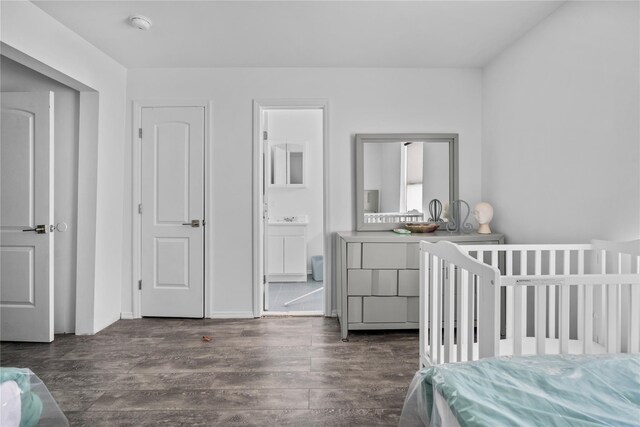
[254,102,327,316]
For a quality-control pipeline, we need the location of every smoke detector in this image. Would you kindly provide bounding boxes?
[129,15,152,31]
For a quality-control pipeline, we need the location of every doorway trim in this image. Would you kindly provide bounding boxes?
[252,99,331,317]
[131,100,214,319]
[1,42,99,334]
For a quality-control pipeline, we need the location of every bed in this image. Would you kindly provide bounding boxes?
[0,368,68,427]
[400,239,640,427]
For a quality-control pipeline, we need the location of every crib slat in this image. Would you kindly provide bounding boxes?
[444,263,455,363]
[629,283,640,353]
[430,256,441,364]
[476,271,480,353]
[559,250,571,353]
[533,251,546,354]
[514,251,527,355]
[536,285,547,355]
[506,251,514,340]
[618,254,630,353]
[598,250,607,347]
[456,267,468,362]
[577,250,585,340]
[548,250,556,339]
[636,256,640,352]
[584,285,593,353]
[478,275,500,359]
[420,250,429,366]
[607,284,619,353]
[467,274,475,361]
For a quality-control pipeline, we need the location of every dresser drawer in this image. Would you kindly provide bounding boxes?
[363,297,407,323]
[398,270,419,296]
[347,270,371,295]
[407,297,419,323]
[347,270,398,296]
[348,297,363,323]
[362,243,420,269]
[346,243,362,269]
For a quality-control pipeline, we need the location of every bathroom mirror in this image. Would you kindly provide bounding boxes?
[268,141,307,188]
[355,133,458,231]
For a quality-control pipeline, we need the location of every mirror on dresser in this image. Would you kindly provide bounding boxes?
[355,133,458,231]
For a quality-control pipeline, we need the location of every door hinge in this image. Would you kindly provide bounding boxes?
[139,128,143,138]
[202,219,206,226]
[263,130,268,140]
[138,204,143,214]
[263,275,267,284]
[138,280,142,290]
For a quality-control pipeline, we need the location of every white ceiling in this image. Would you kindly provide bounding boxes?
[32,1,566,68]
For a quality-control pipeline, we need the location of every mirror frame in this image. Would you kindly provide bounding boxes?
[355,133,459,231]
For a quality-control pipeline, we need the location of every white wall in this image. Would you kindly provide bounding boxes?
[1,56,79,334]
[482,1,640,243]
[266,109,324,270]
[1,0,127,333]
[124,68,482,316]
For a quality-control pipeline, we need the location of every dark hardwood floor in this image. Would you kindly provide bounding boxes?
[0,317,419,426]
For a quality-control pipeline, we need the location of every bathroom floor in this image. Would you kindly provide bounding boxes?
[267,275,323,313]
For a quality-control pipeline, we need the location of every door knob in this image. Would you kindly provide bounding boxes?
[22,224,48,234]
[182,219,200,228]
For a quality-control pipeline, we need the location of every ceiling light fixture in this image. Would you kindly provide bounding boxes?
[129,15,152,31]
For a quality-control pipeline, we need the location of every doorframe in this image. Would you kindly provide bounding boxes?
[131,100,214,319]
[1,42,100,334]
[252,99,331,317]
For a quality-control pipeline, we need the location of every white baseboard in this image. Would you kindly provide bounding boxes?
[330,309,337,317]
[208,311,255,319]
[120,312,135,320]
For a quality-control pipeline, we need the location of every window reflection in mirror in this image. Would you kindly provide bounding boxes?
[359,135,454,229]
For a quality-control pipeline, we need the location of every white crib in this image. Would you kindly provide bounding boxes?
[418,239,640,367]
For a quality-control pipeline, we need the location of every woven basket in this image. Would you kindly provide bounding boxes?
[404,223,439,233]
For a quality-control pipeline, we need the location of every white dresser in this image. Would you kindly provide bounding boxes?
[335,230,505,340]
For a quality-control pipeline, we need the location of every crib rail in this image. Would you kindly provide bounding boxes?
[419,240,640,367]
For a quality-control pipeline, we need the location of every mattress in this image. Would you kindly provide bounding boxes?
[399,353,640,427]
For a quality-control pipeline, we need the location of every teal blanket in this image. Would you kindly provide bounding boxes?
[417,354,640,427]
[0,368,43,427]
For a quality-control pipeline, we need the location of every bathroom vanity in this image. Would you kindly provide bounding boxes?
[267,217,308,282]
[335,230,504,339]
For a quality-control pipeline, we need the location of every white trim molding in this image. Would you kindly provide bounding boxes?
[252,99,331,318]
[209,311,255,319]
[120,312,135,320]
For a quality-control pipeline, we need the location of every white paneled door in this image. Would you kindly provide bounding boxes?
[1,92,54,342]
[141,107,205,317]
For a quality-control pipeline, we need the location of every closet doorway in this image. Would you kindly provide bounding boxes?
[253,101,329,316]
[1,56,81,341]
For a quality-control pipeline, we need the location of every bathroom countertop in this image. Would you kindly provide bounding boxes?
[268,221,308,226]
